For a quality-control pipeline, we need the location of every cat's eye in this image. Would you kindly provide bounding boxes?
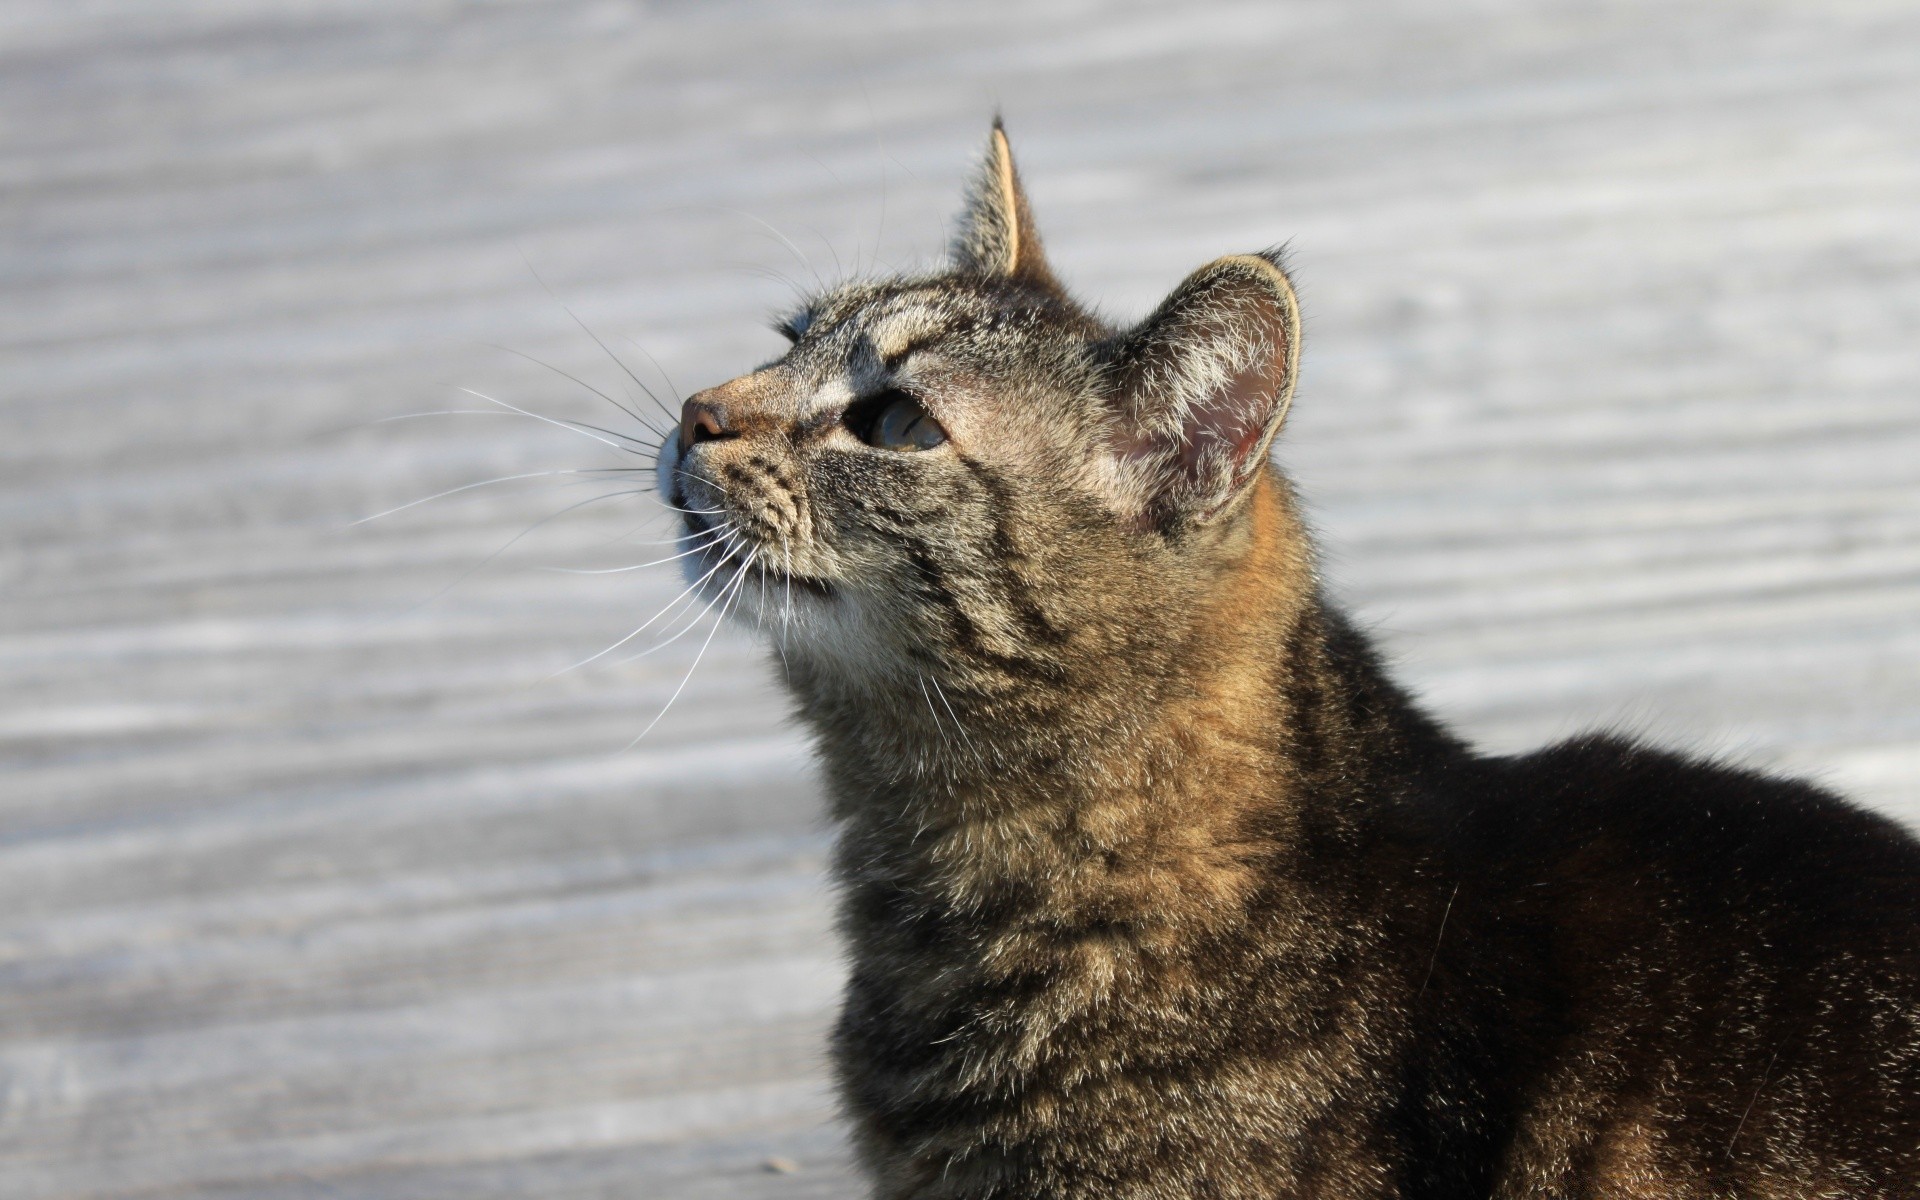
[847,390,947,452]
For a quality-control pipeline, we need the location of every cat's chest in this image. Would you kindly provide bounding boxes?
[834,890,1198,1105]
[829,874,1410,1195]
[831,857,1339,1076]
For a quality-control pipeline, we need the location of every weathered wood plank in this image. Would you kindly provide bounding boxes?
[3,1,1917,1195]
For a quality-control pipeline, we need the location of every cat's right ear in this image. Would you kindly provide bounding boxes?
[1105,252,1301,532]
[950,119,1062,296]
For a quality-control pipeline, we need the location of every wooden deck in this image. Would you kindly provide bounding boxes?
[4,1,1918,1195]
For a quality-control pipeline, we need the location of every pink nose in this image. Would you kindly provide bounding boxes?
[680,398,728,448]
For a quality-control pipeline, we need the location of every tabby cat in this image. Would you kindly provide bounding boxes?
[653,121,1920,1198]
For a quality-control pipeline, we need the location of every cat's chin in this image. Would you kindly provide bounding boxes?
[667,509,839,658]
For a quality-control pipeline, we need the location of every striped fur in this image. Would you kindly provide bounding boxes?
[653,123,1920,1198]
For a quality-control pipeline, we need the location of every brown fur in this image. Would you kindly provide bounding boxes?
[652,121,1920,1198]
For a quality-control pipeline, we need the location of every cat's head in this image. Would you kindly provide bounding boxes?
[656,121,1302,699]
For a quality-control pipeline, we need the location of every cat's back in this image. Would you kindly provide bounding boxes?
[1438,734,1920,1193]
[1483,733,1920,922]
[1457,733,1920,992]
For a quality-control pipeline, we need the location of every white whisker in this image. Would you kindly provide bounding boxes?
[722,207,826,292]
[625,338,686,409]
[400,488,655,615]
[350,469,599,526]
[527,264,682,427]
[370,408,510,423]
[622,550,757,748]
[918,674,955,759]
[929,674,986,768]
[607,557,748,664]
[370,409,659,454]
[549,549,735,677]
[455,387,638,452]
[481,340,667,439]
[612,526,724,548]
[781,535,795,633]
[539,526,731,574]
[754,547,770,638]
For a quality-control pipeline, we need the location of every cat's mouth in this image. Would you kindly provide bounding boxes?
[679,506,834,600]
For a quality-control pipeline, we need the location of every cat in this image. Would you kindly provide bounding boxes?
[652,120,1920,1198]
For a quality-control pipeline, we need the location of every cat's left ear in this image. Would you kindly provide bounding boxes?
[950,119,1062,295]
[1106,251,1301,531]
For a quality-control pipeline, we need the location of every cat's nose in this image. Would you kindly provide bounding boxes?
[680,397,731,449]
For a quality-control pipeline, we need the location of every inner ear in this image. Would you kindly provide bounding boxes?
[1181,355,1281,484]
[950,119,1062,296]
[1107,252,1301,530]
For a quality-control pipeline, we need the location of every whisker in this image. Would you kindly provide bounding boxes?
[624,338,685,408]
[669,466,739,512]
[919,674,955,758]
[367,411,660,455]
[482,341,666,439]
[539,419,661,455]
[455,387,651,453]
[520,256,681,426]
[929,674,987,769]
[538,527,730,574]
[370,408,512,424]
[549,548,735,677]
[554,304,677,423]
[723,207,825,292]
[754,544,770,640]
[728,262,815,305]
[399,488,653,615]
[350,469,600,527]
[758,532,792,673]
[621,550,757,749]
[593,516,696,548]
[661,470,731,517]
[605,583,718,664]
[607,563,742,663]
[812,225,844,287]
[780,533,795,646]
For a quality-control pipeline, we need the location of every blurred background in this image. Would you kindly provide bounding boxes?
[5,1,1919,1196]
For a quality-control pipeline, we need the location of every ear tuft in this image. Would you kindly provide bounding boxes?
[950,118,1061,295]
[1106,252,1301,530]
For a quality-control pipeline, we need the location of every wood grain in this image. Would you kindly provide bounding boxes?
[3,1,1917,1195]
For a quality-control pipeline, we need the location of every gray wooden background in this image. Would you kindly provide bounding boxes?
[5,1,1918,1196]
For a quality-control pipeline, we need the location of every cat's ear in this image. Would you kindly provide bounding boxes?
[950,118,1061,295]
[1106,251,1301,530]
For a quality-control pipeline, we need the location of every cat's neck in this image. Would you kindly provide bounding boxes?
[793,475,1462,916]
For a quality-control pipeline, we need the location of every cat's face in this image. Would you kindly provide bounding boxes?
[655,124,1302,691]
[656,273,1116,684]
